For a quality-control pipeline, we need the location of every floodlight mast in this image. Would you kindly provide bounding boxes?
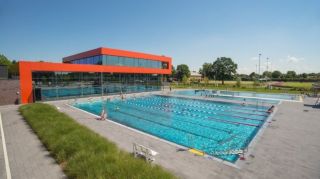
[266,57,269,73]
[258,53,262,75]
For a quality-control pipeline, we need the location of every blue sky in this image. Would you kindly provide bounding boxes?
[1,0,319,74]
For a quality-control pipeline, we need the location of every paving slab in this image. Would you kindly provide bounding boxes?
[0,105,66,179]
[0,115,6,179]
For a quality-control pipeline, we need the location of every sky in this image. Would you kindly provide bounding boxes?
[0,0,319,74]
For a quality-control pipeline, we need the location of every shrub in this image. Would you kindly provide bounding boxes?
[182,75,189,85]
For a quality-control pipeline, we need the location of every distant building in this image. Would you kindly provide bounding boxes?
[190,71,202,81]
[259,77,271,82]
[0,65,8,79]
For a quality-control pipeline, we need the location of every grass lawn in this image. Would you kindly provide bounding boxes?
[19,103,175,179]
[283,82,313,89]
[200,81,254,85]
[172,80,314,94]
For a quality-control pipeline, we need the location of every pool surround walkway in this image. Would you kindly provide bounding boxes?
[49,92,320,179]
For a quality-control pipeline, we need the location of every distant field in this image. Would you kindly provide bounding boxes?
[282,82,313,89]
[202,81,313,89]
[203,81,253,85]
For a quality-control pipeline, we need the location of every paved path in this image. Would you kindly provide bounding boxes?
[53,96,320,179]
[0,115,6,179]
[0,105,65,179]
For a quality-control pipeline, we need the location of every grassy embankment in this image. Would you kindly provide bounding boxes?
[19,103,175,179]
[172,81,313,94]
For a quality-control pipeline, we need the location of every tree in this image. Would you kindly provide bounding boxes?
[212,57,237,85]
[171,65,176,78]
[286,71,296,79]
[9,60,19,76]
[0,54,11,66]
[262,71,272,78]
[272,70,282,78]
[199,63,214,79]
[176,64,190,81]
[301,73,307,78]
[239,74,250,81]
[249,72,258,80]
[0,54,20,77]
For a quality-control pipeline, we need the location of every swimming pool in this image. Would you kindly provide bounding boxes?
[219,90,299,101]
[174,90,280,104]
[74,95,271,163]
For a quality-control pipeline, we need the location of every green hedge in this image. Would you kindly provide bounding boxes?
[19,103,175,179]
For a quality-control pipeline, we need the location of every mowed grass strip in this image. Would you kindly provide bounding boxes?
[19,103,175,179]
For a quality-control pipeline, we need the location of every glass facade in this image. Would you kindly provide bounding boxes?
[32,71,162,101]
[69,55,168,69]
[70,55,103,65]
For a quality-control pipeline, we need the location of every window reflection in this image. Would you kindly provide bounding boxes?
[32,72,162,101]
[70,55,168,69]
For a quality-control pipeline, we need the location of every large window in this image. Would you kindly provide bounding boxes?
[70,56,102,65]
[70,55,167,69]
[107,56,118,65]
[32,71,162,101]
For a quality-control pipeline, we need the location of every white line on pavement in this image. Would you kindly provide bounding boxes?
[0,113,11,179]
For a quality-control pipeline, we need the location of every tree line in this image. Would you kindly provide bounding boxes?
[242,70,320,82]
[171,57,238,84]
[0,54,19,78]
[171,57,320,83]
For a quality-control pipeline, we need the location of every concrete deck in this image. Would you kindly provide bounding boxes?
[0,80,20,105]
[0,105,66,179]
[51,96,320,179]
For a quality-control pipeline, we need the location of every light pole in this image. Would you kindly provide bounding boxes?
[266,57,269,73]
[258,53,261,76]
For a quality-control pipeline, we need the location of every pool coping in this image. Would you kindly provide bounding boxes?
[235,101,281,167]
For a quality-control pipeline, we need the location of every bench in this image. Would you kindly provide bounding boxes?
[133,143,158,162]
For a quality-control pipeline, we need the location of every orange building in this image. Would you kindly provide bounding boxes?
[19,47,172,104]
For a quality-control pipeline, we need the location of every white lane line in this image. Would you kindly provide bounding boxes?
[0,113,11,179]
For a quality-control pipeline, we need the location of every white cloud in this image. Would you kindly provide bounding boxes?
[286,55,303,63]
[250,56,258,61]
[238,55,317,74]
[271,55,312,73]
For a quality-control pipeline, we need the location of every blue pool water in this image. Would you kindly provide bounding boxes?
[219,90,299,101]
[74,95,271,163]
[175,90,280,104]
